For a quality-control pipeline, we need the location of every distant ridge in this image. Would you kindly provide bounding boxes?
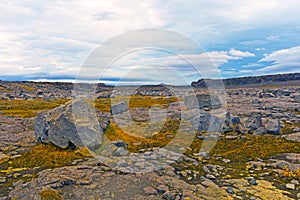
[191,73,300,88]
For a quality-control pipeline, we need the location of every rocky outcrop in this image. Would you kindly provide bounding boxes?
[34,101,110,148]
[184,93,222,109]
[192,73,300,88]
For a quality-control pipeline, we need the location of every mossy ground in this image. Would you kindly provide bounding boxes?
[0,86,11,93]
[94,95,178,112]
[0,144,89,197]
[100,119,180,153]
[0,95,299,197]
[13,83,36,91]
[7,144,87,169]
[104,122,300,179]
[0,98,69,118]
[39,189,63,200]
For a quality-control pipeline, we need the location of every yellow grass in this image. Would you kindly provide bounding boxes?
[0,98,69,118]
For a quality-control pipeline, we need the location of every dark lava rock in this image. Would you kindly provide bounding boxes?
[34,101,110,148]
[231,116,240,124]
[192,73,300,88]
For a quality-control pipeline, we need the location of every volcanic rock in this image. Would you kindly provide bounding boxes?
[34,101,110,148]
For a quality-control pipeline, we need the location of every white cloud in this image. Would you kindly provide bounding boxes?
[229,49,255,58]
[240,40,268,46]
[245,46,300,74]
[266,35,279,41]
[260,46,300,63]
[255,47,266,51]
[0,0,166,79]
[1,0,300,82]
[227,46,300,77]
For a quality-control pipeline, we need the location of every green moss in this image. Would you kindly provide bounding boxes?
[14,83,36,91]
[102,119,180,153]
[7,143,86,170]
[39,189,63,200]
[0,85,11,93]
[103,123,300,179]
[0,98,69,118]
[94,95,178,113]
[206,135,300,178]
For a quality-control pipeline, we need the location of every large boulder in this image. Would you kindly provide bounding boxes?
[243,116,262,133]
[265,119,281,135]
[34,101,110,149]
[293,94,300,103]
[184,94,222,110]
[192,114,224,132]
[111,100,128,115]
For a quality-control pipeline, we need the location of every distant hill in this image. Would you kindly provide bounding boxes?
[191,73,300,88]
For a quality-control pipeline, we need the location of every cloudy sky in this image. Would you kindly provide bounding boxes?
[1,0,300,85]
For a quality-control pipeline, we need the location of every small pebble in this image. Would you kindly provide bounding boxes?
[285,183,295,190]
[226,187,234,194]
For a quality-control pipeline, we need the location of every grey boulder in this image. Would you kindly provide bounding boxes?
[243,116,262,133]
[34,101,110,149]
[184,94,222,110]
[265,119,280,135]
[111,100,128,115]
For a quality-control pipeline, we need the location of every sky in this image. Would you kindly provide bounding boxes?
[0,0,300,85]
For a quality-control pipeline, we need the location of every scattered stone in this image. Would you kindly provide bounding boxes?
[184,93,222,109]
[157,185,169,193]
[291,179,299,185]
[252,99,261,104]
[225,135,239,140]
[282,132,300,142]
[222,159,231,163]
[143,186,158,195]
[246,177,257,185]
[253,127,267,136]
[162,191,175,200]
[195,114,223,132]
[206,174,216,180]
[285,183,295,190]
[231,116,240,124]
[103,140,129,157]
[0,177,6,184]
[265,119,280,135]
[293,95,300,103]
[226,187,234,194]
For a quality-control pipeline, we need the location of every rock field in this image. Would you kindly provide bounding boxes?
[0,77,300,199]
